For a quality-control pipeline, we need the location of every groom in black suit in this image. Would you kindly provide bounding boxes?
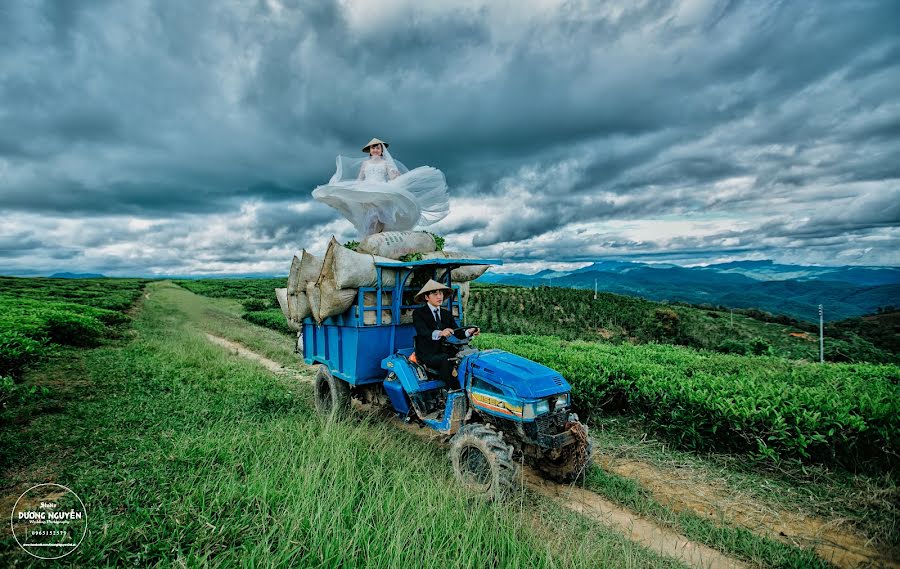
[412,279,479,383]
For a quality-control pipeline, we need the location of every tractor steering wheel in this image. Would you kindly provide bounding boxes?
[442,326,480,345]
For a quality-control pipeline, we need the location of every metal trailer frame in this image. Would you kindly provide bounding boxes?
[302,258,502,386]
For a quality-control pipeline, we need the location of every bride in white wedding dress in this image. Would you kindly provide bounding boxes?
[312,138,450,237]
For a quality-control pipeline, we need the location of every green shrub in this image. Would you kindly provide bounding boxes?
[0,375,49,409]
[0,331,48,378]
[749,337,772,356]
[429,232,445,251]
[242,309,295,335]
[651,308,681,341]
[241,298,271,312]
[173,278,286,300]
[42,311,105,347]
[94,310,132,326]
[715,339,748,355]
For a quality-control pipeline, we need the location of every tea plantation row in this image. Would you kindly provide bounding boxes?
[475,334,899,470]
[0,277,149,380]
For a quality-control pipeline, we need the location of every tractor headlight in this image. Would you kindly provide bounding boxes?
[554,393,570,409]
[522,399,551,419]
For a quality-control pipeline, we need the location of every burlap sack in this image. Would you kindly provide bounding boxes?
[360,291,393,325]
[321,237,397,289]
[299,250,324,288]
[422,251,490,282]
[287,250,324,295]
[457,281,470,312]
[363,291,391,306]
[306,282,322,324]
[363,310,393,325]
[287,292,311,321]
[358,231,436,259]
[275,288,289,319]
[276,288,302,331]
[287,255,302,295]
[317,272,358,321]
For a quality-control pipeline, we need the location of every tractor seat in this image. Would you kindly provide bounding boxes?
[407,353,446,392]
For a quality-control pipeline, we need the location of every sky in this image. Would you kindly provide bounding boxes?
[1,0,899,277]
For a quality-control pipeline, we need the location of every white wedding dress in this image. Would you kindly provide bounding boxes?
[312,151,450,237]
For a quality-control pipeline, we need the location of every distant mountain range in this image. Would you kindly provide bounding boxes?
[480,260,900,322]
[48,272,107,279]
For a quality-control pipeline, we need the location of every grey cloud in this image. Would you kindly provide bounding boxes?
[0,233,46,256]
[249,201,340,241]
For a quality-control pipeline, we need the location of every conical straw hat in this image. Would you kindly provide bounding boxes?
[414,279,455,304]
[362,137,389,153]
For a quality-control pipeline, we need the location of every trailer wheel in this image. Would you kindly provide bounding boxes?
[448,423,519,500]
[314,365,350,419]
[536,418,593,483]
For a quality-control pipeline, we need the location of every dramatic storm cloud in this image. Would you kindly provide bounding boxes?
[1,0,898,276]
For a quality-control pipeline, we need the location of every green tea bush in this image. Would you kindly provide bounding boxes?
[476,333,900,470]
[0,375,49,408]
[241,298,271,312]
[749,337,772,356]
[93,310,132,326]
[42,311,105,347]
[0,331,47,378]
[0,276,149,312]
[173,278,285,300]
[715,339,748,355]
[242,309,295,335]
[0,278,146,378]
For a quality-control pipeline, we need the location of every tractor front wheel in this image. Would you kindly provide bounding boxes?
[314,365,350,419]
[448,423,519,500]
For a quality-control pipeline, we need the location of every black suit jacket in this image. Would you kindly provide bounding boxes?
[412,304,466,358]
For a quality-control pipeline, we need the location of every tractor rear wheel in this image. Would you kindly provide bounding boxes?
[314,365,350,419]
[448,423,519,500]
[536,417,593,483]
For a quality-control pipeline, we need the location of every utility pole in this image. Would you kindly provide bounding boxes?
[594,279,597,300]
[819,304,824,363]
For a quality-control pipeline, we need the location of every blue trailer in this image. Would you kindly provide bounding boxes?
[301,257,592,498]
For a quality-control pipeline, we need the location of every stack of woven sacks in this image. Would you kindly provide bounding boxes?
[275,231,489,330]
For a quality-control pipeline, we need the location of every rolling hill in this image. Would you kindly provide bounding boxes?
[479,260,900,322]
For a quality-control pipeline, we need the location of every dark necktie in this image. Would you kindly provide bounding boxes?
[433,308,440,326]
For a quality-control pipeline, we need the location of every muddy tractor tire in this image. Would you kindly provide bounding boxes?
[448,423,519,500]
[314,364,350,419]
[535,416,593,483]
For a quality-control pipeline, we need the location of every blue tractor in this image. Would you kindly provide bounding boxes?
[302,258,592,498]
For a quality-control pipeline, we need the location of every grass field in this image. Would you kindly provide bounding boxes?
[1,281,690,567]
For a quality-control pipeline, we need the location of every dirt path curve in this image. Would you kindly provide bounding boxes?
[204,333,750,569]
[204,334,308,379]
[594,455,898,569]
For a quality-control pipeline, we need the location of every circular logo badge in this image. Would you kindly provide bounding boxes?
[10,483,87,560]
